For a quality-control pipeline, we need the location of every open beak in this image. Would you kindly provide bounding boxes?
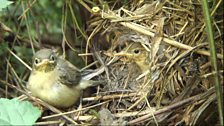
[114,51,132,57]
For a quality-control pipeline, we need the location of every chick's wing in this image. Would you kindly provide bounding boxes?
[57,58,81,86]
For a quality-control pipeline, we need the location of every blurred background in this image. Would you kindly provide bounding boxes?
[0,0,223,125]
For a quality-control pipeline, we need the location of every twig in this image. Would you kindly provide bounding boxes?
[82,92,141,101]
[34,120,61,125]
[78,53,94,56]
[8,49,32,71]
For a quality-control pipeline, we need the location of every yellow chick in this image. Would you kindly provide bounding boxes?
[115,43,150,72]
[27,49,102,108]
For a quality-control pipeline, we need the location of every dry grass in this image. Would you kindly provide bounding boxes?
[1,0,223,125]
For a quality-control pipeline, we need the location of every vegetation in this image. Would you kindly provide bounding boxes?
[0,0,223,125]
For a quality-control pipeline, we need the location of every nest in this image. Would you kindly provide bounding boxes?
[83,1,223,125]
[1,0,223,125]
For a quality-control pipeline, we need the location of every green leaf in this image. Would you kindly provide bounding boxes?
[0,0,13,11]
[0,98,41,125]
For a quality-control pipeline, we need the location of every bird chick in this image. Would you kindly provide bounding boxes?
[115,43,150,73]
[27,49,102,108]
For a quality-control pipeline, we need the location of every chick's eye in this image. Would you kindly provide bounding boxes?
[50,55,55,61]
[34,58,40,64]
[133,49,140,54]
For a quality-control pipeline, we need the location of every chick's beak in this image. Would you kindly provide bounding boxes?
[39,59,51,65]
[114,51,132,57]
[35,59,55,71]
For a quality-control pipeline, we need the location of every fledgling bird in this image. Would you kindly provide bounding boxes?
[27,49,103,108]
[115,43,150,73]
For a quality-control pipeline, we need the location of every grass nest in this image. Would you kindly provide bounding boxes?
[0,0,223,125]
[83,1,223,125]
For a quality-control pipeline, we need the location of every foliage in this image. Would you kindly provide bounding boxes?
[0,98,41,125]
[0,0,223,125]
[0,0,13,12]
